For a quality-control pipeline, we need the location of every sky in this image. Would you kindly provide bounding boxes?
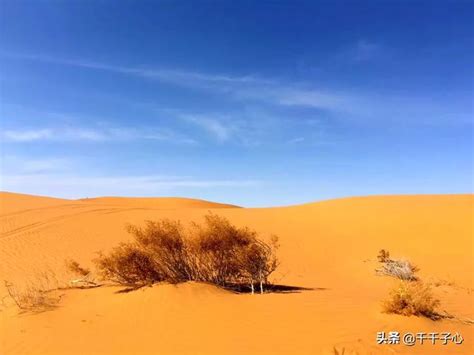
[0,0,473,207]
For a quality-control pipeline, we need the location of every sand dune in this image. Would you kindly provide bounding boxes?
[0,191,238,214]
[76,196,239,209]
[0,192,472,354]
[0,192,71,215]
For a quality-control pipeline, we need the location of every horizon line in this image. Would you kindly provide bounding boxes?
[1,190,472,210]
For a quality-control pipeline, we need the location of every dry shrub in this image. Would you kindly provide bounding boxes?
[128,220,195,283]
[376,249,419,281]
[4,279,60,312]
[383,281,440,320]
[190,214,279,292]
[237,235,279,293]
[94,244,163,286]
[377,259,419,281]
[66,259,90,276]
[65,259,98,287]
[94,213,279,293]
[377,249,390,263]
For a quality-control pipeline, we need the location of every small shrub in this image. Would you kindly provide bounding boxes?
[94,243,163,286]
[65,259,98,287]
[66,259,90,277]
[190,213,279,291]
[377,249,391,263]
[93,213,279,293]
[127,220,196,283]
[4,280,60,311]
[191,214,254,286]
[383,281,440,320]
[377,259,419,281]
[375,250,419,281]
[237,235,279,294]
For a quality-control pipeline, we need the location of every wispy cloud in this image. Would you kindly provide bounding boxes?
[178,113,236,142]
[1,155,71,174]
[253,88,347,110]
[0,152,261,198]
[188,117,232,142]
[3,52,470,127]
[3,174,260,188]
[161,106,339,147]
[168,108,281,145]
[2,129,54,142]
[2,52,346,112]
[1,126,197,144]
[3,52,270,89]
[287,137,305,144]
[2,127,103,142]
[0,173,261,198]
[20,159,69,173]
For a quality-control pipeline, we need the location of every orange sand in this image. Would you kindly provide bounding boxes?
[0,192,472,354]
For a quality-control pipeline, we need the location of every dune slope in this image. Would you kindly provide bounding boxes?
[0,191,71,215]
[0,193,472,354]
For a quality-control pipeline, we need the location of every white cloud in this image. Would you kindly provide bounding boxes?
[72,128,108,141]
[3,129,54,142]
[0,147,262,199]
[3,53,269,89]
[264,88,346,110]
[4,52,470,127]
[1,126,197,144]
[287,137,305,144]
[1,156,70,174]
[3,52,346,112]
[179,114,235,142]
[0,173,261,198]
[192,118,231,141]
[0,152,261,198]
[21,158,68,173]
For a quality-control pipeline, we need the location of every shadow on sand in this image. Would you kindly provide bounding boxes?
[223,283,324,294]
[114,282,323,294]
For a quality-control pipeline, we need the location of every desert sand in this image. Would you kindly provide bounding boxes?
[0,191,472,354]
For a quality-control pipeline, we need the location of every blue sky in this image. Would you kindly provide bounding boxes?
[0,0,472,207]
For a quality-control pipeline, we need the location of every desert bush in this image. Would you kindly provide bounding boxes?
[383,281,440,319]
[377,249,391,263]
[237,235,279,294]
[93,213,279,293]
[65,259,98,287]
[66,259,90,277]
[127,220,197,283]
[375,250,419,281]
[190,214,252,286]
[190,214,279,292]
[94,243,163,286]
[377,259,419,281]
[4,280,60,311]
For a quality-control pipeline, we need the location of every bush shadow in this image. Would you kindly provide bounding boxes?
[223,283,324,294]
[113,282,322,294]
